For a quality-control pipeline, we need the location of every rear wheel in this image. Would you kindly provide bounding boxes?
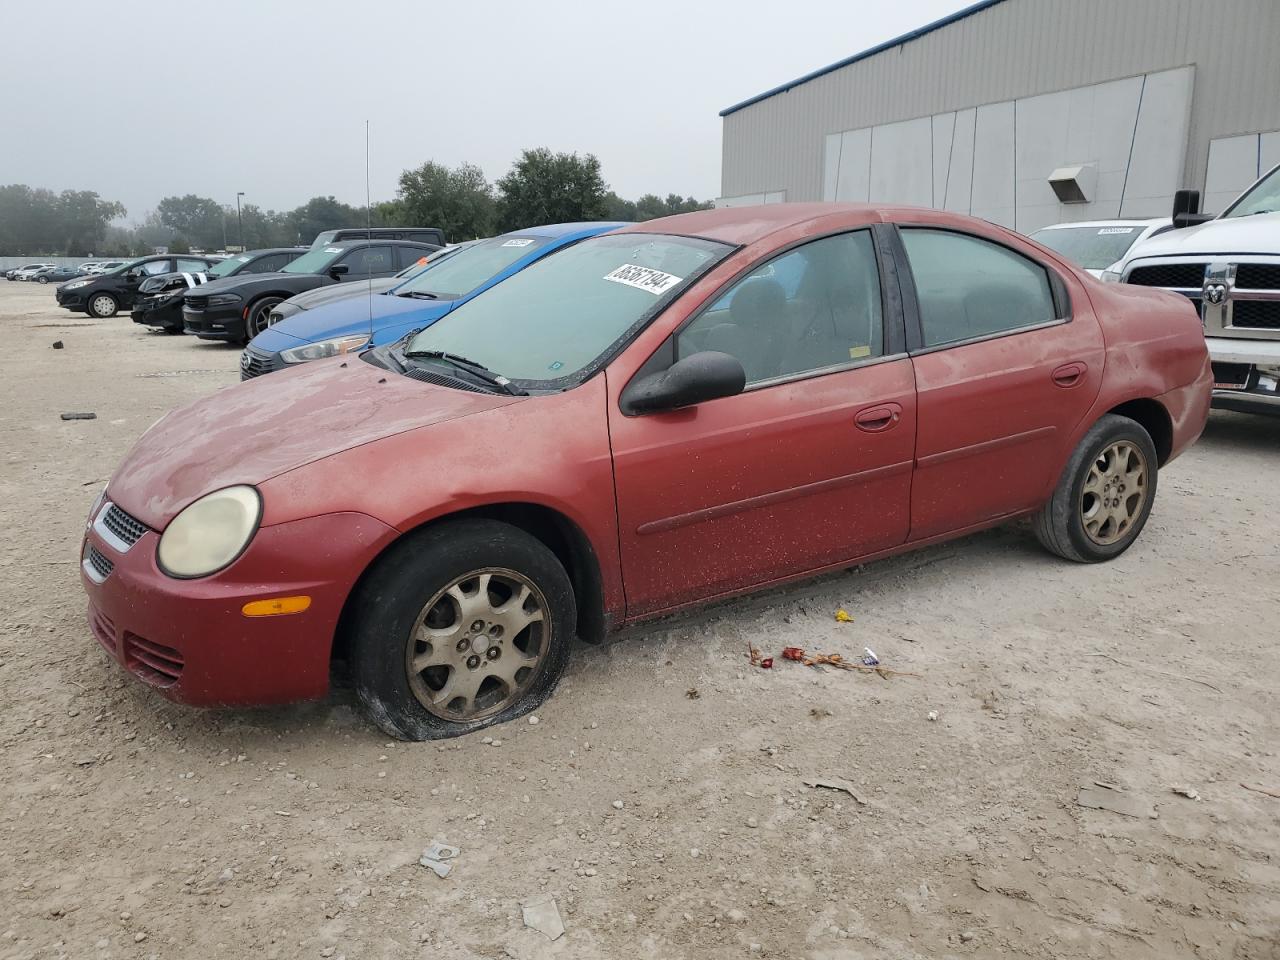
[1033,414,1158,562]
[36,276,48,284]
[350,519,576,740]
[87,293,118,319]
[244,297,283,342]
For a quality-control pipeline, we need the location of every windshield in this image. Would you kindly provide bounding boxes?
[311,230,339,248]
[281,246,345,274]
[208,254,253,278]
[1030,225,1148,269]
[1222,164,1280,218]
[404,233,731,385]
[395,236,549,299]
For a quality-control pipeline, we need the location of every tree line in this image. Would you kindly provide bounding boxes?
[0,148,711,256]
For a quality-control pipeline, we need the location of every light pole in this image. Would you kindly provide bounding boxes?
[236,192,245,252]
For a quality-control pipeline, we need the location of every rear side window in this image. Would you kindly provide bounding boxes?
[901,229,1058,348]
[341,245,394,275]
[397,246,432,270]
[176,258,209,273]
[249,253,291,273]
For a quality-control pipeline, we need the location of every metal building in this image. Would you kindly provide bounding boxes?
[718,0,1280,232]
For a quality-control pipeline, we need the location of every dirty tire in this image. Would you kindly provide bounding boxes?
[1033,414,1159,563]
[244,297,283,342]
[87,293,118,319]
[350,519,576,741]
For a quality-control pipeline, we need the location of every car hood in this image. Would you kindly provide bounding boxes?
[284,277,401,311]
[257,290,454,348]
[1126,212,1280,261]
[107,357,518,528]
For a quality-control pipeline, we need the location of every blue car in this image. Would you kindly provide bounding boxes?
[240,221,630,379]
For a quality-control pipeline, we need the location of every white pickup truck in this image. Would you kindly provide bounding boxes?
[1107,162,1280,416]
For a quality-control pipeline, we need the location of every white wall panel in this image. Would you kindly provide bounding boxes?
[932,113,956,209]
[834,128,872,202]
[1262,131,1280,175]
[1121,66,1194,216]
[942,109,976,213]
[971,101,1016,226]
[869,117,934,206]
[1205,134,1261,214]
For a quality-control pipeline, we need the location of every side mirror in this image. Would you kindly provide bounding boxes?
[329,264,350,280]
[1171,188,1212,229]
[623,350,746,415]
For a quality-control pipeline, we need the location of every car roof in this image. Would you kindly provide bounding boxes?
[328,238,440,248]
[500,221,632,239]
[241,247,309,255]
[1033,217,1170,231]
[615,202,926,245]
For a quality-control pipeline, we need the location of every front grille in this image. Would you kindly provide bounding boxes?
[184,295,209,310]
[102,503,148,547]
[240,347,277,380]
[1127,263,1208,289]
[123,634,184,688]
[1236,264,1280,290]
[86,544,114,580]
[89,606,117,653]
[1231,300,1280,330]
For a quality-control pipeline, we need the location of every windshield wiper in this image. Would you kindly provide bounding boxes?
[402,350,526,396]
[396,290,440,299]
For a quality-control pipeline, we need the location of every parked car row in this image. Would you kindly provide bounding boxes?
[80,201,1212,740]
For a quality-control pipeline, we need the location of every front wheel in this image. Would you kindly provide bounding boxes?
[244,297,283,342]
[1033,414,1159,562]
[36,276,48,284]
[350,519,576,740]
[87,293,118,319]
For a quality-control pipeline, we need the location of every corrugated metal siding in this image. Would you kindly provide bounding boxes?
[721,0,1280,202]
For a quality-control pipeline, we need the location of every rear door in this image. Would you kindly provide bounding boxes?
[894,225,1104,539]
[338,244,395,280]
[609,228,916,616]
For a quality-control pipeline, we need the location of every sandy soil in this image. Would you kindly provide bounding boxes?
[0,280,1277,960]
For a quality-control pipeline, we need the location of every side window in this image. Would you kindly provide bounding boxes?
[247,254,288,273]
[677,231,883,385]
[342,245,395,275]
[397,246,431,270]
[142,259,172,275]
[901,229,1058,349]
[176,258,208,273]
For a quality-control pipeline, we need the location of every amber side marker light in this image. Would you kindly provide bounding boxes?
[242,596,312,617]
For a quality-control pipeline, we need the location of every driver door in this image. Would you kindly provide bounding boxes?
[608,229,916,617]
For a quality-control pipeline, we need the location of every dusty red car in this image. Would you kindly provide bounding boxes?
[81,203,1211,739]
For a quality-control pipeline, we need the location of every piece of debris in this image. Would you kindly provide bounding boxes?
[420,841,460,879]
[273,810,293,817]
[861,647,879,666]
[73,755,98,767]
[834,609,854,623]
[780,645,919,679]
[1241,783,1280,799]
[927,711,939,722]
[809,707,832,719]
[522,894,565,941]
[612,800,624,810]
[685,687,700,700]
[52,340,64,349]
[60,412,96,421]
[802,776,868,805]
[1076,784,1157,819]
[746,643,772,669]
[1171,786,1200,800]
[527,715,539,725]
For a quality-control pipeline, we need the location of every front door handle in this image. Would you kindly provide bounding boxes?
[854,402,902,432]
[1052,362,1087,388]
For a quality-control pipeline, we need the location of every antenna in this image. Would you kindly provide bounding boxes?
[365,120,373,338]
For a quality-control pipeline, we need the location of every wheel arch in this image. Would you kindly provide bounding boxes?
[332,501,609,665]
[1106,397,1173,465]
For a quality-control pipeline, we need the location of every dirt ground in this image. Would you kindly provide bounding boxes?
[0,279,1277,960]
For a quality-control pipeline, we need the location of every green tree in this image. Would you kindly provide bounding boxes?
[496,148,607,231]
[156,194,226,250]
[603,191,638,221]
[286,195,365,245]
[396,160,495,241]
[168,236,192,254]
[59,190,126,256]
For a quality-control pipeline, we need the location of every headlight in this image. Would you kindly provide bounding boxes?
[206,293,243,306]
[1100,264,1123,283]
[157,486,262,579]
[280,335,370,364]
[86,483,108,529]
[65,279,90,290]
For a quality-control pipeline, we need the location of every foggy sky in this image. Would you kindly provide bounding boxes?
[1,0,968,223]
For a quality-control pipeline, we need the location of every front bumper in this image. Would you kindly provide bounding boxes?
[81,500,398,707]
[132,294,185,329]
[1205,336,1280,416]
[56,287,89,310]
[183,304,245,341]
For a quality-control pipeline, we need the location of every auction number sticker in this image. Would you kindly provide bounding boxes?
[502,238,535,247]
[324,247,343,253]
[603,263,683,295]
[1097,227,1135,235]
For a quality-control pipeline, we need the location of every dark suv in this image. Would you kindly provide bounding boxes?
[311,227,445,248]
[183,239,440,343]
[57,255,220,318]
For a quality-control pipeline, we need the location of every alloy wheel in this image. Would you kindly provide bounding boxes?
[404,568,550,722]
[248,299,281,338]
[1080,440,1148,545]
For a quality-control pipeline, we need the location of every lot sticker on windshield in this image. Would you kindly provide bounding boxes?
[603,263,683,295]
[1097,227,1135,235]
[502,238,535,247]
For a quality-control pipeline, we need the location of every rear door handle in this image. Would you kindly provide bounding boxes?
[1052,362,1087,388]
[854,402,902,432]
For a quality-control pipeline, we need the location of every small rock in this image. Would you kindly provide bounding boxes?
[52,340,64,350]
[727,908,747,923]
[528,716,539,725]
[749,944,762,954]
[120,912,131,921]
[690,848,701,858]
[321,948,336,958]
[490,739,502,747]
[612,800,624,810]
[96,939,109,949]
[960,930,975,942]
[134,932,147,943]
[218,898,230,908]
[746,817,758,828]
[482,737,493,745]
[927,711,939,722]
[218,868,234,882]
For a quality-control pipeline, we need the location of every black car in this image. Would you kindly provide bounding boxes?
[33,265,83,284]
[183,239,440,343]
[130,247,307,333]
[311,226,445,248]
[57,254,220,318]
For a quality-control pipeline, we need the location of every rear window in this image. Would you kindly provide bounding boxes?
[394,236,550,299]
[1030,225,1145,270]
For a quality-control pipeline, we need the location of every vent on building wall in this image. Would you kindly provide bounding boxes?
[1048,164,1097,204]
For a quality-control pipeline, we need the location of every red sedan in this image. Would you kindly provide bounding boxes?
[81,204,1211,739]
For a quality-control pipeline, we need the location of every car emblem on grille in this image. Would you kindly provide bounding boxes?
[240,351,251,371]
[1203,282,1227,305]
